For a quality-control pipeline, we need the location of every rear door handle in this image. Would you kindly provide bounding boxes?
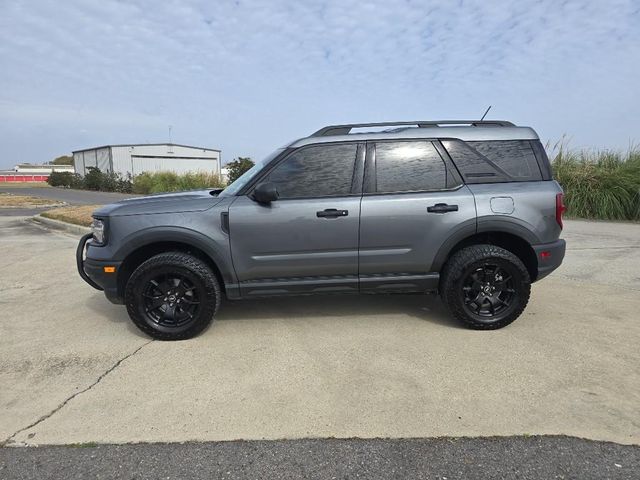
[317,208,349,218]
[427,203,458,213]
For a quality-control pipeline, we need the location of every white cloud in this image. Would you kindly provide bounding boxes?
[0,0,638,165]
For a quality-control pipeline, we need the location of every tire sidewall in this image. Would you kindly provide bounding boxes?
[441,245,531,330]
[125,254,219,340]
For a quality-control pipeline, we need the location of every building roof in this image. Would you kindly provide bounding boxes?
[72,143,221,154]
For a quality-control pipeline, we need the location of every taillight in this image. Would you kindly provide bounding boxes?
[556,193,566,229]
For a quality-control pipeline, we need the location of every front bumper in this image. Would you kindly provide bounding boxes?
[77,233,123,304]
[533,239,566,281]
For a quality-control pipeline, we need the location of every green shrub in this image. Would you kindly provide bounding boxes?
[47,171,82,188]
[226,157,254,184]
[552,148,640,221]
[132,171,225,194]
[51,167,132,193]
[83,167,104,191]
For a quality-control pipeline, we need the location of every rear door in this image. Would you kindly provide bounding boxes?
[228,142,364,296]
[358,140,476,292]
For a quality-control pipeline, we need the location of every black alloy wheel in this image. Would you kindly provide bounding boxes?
[440,244,531,330]
[462,263,516,320]
[142,274,201,328]
[125,252,221,340]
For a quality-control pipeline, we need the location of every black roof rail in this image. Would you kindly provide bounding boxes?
[310,120,516,137]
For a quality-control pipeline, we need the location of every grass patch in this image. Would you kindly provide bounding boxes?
[0,182,51,188]
[0,192,63,208]
[41,205,102,226]
[552,147,640,221]
[132,171,225,194]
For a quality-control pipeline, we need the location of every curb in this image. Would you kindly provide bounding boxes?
[30,214,91,236]
[0,203,64,209]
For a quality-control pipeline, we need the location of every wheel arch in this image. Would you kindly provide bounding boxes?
[433,222,539,282]
[114,227,236,298]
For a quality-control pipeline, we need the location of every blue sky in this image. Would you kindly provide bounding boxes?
[0,0,638,168]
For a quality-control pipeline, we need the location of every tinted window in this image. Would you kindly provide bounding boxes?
[264,143,357,198]
[441,139,506,183]
[468,140,542,180]
[442,139,543,183]
[375,141,447,192]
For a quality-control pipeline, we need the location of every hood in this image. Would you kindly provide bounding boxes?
[93,189,224,217]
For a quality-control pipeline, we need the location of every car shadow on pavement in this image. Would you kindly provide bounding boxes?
[84,292,461,334]
[216,294,462,329]
[84,295,150,338]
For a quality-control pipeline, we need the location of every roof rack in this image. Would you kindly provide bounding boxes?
[310,120,515,137]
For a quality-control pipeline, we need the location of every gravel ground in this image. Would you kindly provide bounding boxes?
[1,436,638,480]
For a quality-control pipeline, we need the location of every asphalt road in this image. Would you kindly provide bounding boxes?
[1,436,638,480]
[0,186,137,205]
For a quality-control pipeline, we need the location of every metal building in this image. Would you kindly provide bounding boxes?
[72,144,221,178]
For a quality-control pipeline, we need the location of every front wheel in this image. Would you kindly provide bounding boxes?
[125,252,221,340]
[440,244,531,330]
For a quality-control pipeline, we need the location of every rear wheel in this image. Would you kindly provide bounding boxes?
[125,252,221,340]
[440,244,530,330]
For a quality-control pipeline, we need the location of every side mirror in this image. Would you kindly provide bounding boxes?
[252,182,279,204]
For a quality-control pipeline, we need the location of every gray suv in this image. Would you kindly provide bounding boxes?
[77,120,566,340]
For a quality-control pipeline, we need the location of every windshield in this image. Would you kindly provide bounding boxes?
[219,148,284,197]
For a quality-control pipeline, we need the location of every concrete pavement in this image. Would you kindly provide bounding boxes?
[0,217,639,447]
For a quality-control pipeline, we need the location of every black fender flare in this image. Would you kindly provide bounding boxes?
[430,216,540,272]
[114,226,237,286]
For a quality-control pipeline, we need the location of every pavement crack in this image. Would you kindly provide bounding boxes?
[2,339,153,446]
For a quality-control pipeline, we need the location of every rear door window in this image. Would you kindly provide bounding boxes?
[374,141,449,193]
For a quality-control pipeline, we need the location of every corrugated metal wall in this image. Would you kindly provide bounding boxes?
[130,156,220,175]
[72,152,84,175]
[96,148,110,171]
[73,148,110,175]
[83,149,98,171]
[111,145,220,177]
[110,146,131,175]
[75,145,220,177]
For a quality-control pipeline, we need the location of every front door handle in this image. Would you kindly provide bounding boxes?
[427,203,458,213]
[317,208,349,218]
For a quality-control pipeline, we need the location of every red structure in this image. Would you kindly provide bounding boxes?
[0,174,49,182]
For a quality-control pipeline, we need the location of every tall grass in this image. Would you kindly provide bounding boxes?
[551,144,640,221]
[132,171,226,195]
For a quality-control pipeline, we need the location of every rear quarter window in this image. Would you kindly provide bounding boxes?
[442,139,543,183]
[468,140,542,180]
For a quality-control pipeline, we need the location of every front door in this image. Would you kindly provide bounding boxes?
[358,140,476,292]
[228,142,364,296]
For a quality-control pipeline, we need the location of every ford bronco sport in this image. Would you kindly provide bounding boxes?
[77,120,566,340]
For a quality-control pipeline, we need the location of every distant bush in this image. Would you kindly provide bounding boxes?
[50,155,74,165]
[552,148,640,221]
[132,171,225,194]
[47,171,83,188]
[226,157,254,184]
[83,167,104,191]
[49,168,132,193]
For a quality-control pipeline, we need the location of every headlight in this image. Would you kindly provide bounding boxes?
[91,218,106,244]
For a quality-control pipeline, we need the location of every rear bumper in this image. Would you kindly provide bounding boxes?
[77,234,123,304]
[533,239,566,281]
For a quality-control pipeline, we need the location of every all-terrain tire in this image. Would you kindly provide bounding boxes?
[125,252,221,340]
[440,244,531,330]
